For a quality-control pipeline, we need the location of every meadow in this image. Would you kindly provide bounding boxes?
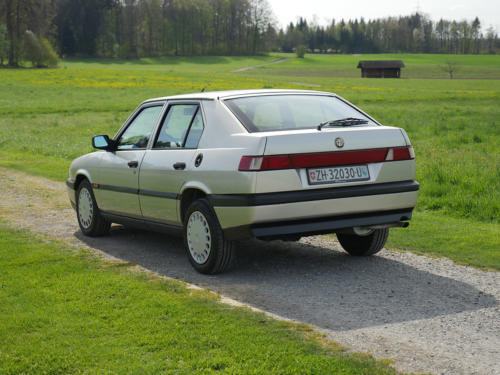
[0,53,499,270]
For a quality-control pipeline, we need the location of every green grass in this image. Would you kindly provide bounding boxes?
[0,54,499,269]
[251,53,500,78]
[0,225,398,374]
[387,211,500,270]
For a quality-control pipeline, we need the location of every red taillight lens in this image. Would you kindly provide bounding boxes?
[290,149,388,168]
[239,155,293,171]
[261,155,293,170]
[386,146,415,161]
[238,156,263,171]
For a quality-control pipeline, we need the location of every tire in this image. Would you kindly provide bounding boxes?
[76,179,111,237]
[337,228,389,256]
[183,198,234,274]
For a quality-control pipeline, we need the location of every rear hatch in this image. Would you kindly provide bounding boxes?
[263,126,406,155]
[223,92,414,192]
[239,126,415,193]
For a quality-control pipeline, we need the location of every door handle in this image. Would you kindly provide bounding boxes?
[173,162,186,170]
[127,160,139,168]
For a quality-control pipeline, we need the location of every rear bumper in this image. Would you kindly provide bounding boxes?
[212,180,419,240]
[225,209,414,240]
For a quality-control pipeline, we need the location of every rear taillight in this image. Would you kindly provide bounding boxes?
[239,146,414,171]
[385,146,415,161]
[238,155,293,171]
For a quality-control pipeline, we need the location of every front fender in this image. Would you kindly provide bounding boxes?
[74,168,93,184]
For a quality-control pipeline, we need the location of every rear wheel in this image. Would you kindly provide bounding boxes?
[183,198,234,274]
[337,228,389,256]
[76,179,111,237]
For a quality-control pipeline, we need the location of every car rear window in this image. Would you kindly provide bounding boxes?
[224,94,376,132]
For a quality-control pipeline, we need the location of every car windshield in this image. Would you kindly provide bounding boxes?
[224,94,376,132]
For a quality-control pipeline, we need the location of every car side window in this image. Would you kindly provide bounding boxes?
[184,109,204,148]
[116,105,163,150]
[154,104,204,149]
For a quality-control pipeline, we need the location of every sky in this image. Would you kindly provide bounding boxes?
[267,0,500,33]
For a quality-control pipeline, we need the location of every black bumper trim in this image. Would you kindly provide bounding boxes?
[223,209,413,240]
[210,180,419,207]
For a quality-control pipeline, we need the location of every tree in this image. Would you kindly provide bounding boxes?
[23,30,58,67]
[3,0,24,66]
[249,0,274,55]
[54,0,116,56]
[0,23,8,64]
[471,17,481,54]
[485,26,498,54]
[442,59,457,79]
[296,44,306,58]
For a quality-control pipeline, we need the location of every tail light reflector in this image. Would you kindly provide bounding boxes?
[290,149,388,168]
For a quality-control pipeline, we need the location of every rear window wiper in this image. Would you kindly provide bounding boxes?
[317,117,369,131]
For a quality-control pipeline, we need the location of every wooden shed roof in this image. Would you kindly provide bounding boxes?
[357,60,405,69]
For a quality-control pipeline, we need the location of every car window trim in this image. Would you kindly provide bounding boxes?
[151,100,205,151]
[113,101,166,151]
[181,106,200,148]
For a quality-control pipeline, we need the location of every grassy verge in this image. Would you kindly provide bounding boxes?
[387,210,500,270]
[0,225,397,374]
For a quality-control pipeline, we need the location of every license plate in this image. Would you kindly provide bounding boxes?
[307,165,370,185]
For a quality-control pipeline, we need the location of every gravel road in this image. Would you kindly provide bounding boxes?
[1,168,499,375]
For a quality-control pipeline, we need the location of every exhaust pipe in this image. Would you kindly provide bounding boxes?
[364,222,409,230]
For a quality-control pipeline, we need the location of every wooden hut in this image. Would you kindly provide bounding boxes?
[357,60,405,78]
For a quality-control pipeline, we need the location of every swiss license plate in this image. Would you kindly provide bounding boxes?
[307,165,370,185]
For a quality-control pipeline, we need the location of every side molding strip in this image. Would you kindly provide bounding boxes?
[97,184,139,195]
[96,184,178,199]
[139,189,178,199]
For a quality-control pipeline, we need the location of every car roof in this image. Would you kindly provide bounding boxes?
[142,89,336,104]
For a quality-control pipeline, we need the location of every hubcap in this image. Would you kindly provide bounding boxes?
[78,188,94,229]
[187,211,211,264]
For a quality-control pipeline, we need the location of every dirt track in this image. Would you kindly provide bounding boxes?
[1,167,498,375]
[230,57,290,72]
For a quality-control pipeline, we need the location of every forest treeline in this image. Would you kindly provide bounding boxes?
[1,0,499,67]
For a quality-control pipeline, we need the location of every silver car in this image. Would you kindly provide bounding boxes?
[67,89,418,274]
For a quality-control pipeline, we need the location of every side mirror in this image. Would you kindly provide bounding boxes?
[92,135,114,151]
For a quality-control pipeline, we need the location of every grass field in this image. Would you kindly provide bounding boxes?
[252,53,500,79]
[0,225,398,374]
[0,53,499,270]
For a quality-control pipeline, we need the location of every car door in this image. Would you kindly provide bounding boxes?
[139,102,205,225]
[93,103,165,218]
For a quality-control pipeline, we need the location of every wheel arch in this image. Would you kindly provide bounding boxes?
[73,169,93,191]
[179,182,211,223]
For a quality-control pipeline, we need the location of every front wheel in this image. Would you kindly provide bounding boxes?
[76,179,111,237]
[183,198,234,274]
[337,228,389,256]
